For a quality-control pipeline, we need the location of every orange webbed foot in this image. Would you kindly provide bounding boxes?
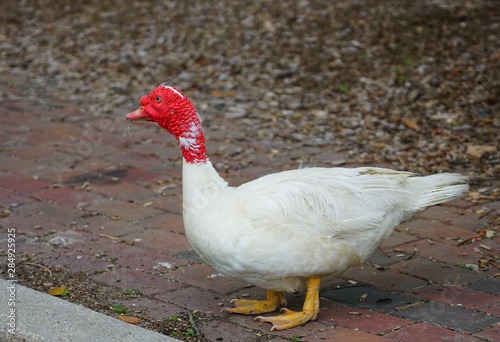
[255,307,317,331]
[255,277,320,330]
[221,290,286,315]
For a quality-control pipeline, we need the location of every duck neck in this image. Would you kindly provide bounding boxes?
[176,119,208,164]
[182,156,228,213]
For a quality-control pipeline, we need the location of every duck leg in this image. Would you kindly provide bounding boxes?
[255,277,320,331]
[222,290,286,315]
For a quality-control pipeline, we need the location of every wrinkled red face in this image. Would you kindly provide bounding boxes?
[126,85,195,135]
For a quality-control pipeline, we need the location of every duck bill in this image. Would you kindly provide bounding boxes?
[126,107,151,121]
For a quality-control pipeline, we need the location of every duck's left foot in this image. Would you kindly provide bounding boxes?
[221,290,286,315]
[255,307,318,331]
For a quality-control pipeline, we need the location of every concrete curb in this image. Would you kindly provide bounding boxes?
[0,279,181,342]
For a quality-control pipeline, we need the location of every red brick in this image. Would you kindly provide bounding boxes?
[131,126,175,144]
[201,321,261,341]
[93,268,183,295]
[0,213,67,236]
[0,173,51,192]
[380,230,419,249]
[343,265,427,292]
[93,131,134,149]
[445,198,475,208]
[385,322,481,342]
[7,145,50,160]
[303,326,392,342]
[40,108,87,120]
[105,151,162,169]
[38,122,85,138]
[157,286,229,316]
[417,206,490,230]
[75,215,143,237]
[37,249,111,273]
[467,238,500,255]
[318,304,410,334]
[473,201,500,210]
[143,193,183,214]
[482,304,500,316]
[45,229,124,254]
[408,285,500,310]
[140,213,185,234]
[37,158,115,183]
[475,325,500,341]
[25,131,64,145]
[399,219,477,245]
[14,201,83,223]
[91,181,154,201]
[106,245,188,273]
[397,239,478,264]
[131,141,180,160]
[87,200,162,221]
[15,239,53,257]
[121,297,187,320]
[392,258,487,285]
[32,187,104,207]
[121,167,164,186]
[0,154,38,174]
[166,263,249,294]
[470,202,500,219]
[0,188,29,207]
[122,227,191,255]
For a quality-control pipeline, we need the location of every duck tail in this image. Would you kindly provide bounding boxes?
[403,173,469,216]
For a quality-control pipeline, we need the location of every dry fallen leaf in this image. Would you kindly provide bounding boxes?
[467,191,481,201]
[118,315,140,324]
[466,145,497,159]
[489,51,500,61]
[403,119,419,131]
[479,244,492,251]
[48,287,69,296]
[210,91,236,97]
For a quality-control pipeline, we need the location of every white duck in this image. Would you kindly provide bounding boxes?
[126,84,469,330]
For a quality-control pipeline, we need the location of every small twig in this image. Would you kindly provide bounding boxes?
[395,302,422,311]
[378,246,391,257]
[187,311,200,335]
[478,209,494,219]
[99,233,120,241]
[21,262,52,277]
[457,232,485,247]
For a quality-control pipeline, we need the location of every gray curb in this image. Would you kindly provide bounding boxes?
[0,279,181,342]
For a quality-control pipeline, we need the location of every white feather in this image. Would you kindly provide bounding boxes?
[181,162,468,292]
[159,83,184,98]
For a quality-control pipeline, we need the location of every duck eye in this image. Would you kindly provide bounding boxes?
[156,96,162,102]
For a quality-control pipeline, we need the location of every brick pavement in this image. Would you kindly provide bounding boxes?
[0,72,499,341]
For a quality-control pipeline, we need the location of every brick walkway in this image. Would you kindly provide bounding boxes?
[0,73,499,341]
